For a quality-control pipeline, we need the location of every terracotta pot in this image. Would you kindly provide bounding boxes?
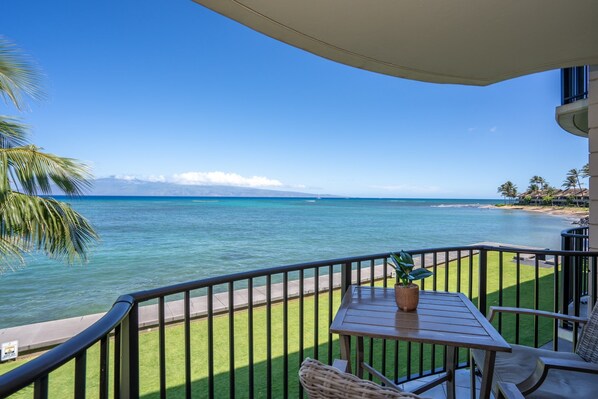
[394,283,419,311]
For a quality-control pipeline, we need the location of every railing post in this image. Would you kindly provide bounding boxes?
[341,261,352,294]
[591,256,598,312]
[561,235,572,320]
[119,303,139,399]
[478,249,488,316]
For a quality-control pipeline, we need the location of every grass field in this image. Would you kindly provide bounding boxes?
[1,251,561,398]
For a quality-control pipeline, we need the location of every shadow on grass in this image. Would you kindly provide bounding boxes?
[140,272,559,399]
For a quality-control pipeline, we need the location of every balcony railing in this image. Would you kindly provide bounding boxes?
[0,244,596,398]
[561,66,589,105]
[561,226,590,321]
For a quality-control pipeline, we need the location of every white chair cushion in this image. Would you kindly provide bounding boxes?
[473,344,598,399]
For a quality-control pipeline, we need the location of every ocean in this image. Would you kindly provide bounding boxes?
[0,197,575,328]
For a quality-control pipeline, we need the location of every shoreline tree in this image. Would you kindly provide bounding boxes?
[0,37,98,273]
[582,163,589,179]
[498,181,517,204]
[529,176,547,191]
[565,168,584,194]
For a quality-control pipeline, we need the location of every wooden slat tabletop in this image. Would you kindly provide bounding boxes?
[330,286,511,352]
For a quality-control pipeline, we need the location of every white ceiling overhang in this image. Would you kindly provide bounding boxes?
[192,0,598,86]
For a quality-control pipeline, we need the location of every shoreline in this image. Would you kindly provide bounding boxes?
[485,204,588,220]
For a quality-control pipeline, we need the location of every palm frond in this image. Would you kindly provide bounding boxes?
[0,116,29,148]
[2,146,91,196]
[0,191,98,264]
[0,37,44,110]
[0,235,25,274]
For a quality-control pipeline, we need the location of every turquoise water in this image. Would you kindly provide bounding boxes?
[0,197,574,328]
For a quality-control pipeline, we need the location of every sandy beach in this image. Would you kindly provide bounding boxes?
[485,204,589,219]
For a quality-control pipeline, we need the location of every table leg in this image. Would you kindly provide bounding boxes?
[446,346,457,399]
[356,336,364,378]
[470,352,477,399]
[479,350,496,399]
[339,335,352,374]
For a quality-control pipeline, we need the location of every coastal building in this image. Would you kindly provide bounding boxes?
[516,188,589,207]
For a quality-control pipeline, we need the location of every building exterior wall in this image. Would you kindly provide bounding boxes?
[588,66,598,312]
[589,66,598,251]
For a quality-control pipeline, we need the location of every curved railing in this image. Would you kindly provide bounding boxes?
[561,226,589,247]
[0,296,134,398]
[1,244,596,398]
[561,226,590,321]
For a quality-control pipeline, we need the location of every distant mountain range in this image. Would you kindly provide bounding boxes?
[84,177,331,197]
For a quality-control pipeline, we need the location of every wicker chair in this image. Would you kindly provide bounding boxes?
[299,358,424,398]
[471,303,598,398]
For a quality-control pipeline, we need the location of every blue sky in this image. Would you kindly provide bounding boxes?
[2,0,588,198]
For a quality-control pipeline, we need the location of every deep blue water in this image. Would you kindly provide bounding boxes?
[0,197,575,328]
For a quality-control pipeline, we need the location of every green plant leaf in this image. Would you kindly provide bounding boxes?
[398,250,414,265]
[409,268,434,280]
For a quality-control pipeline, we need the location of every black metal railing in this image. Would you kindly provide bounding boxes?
[1,244,596,399]
[561,226,590,322]
[562,66,589,105]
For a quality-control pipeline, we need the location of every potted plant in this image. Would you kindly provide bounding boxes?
[389,251,433,311]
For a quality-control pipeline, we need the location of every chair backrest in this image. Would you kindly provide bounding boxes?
[576,302,598,363]
[298,358,423,399]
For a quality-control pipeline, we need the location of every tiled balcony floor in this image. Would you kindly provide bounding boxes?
[399,369,491,399]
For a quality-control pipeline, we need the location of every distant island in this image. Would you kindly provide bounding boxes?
[84,177,333,198]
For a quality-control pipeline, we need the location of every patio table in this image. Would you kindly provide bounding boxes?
[330,285,511,399]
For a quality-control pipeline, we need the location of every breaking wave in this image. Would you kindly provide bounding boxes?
[431,203,484,208]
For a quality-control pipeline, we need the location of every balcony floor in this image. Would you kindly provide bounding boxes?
[400,369,489,399]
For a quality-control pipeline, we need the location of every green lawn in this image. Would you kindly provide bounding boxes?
[1,251,561,398]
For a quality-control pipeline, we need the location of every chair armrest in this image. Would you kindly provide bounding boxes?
[539,356,598,374]
[517,356,598,395]
[332,359,349,373]
[488,306,587,325]
[496,382,525,399]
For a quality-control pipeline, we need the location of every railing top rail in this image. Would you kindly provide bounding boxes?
[0,295,134,398]
[561,226,589,238]
[130,245,598,301]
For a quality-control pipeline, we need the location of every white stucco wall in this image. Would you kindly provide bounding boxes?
[588,66,598,312]
[589,66,598,251]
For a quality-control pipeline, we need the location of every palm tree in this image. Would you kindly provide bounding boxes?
[527,182,539,193]
[498,181,517,204]
[562,173,580,207]
[529,176,547,191]
[582,163,589,179]
[566,168,584,193]
[562,175,577,190]
[505,181,518,204]
[497,182,507,204]
[0,37,98,272]
[544,185,557,206]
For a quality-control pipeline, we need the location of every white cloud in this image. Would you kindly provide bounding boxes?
[114,175,138,181]
[467,127,476,132]
[111,171,289,189]
[489,126,497,133]
[114,174,165,182]
[172,171,283,188]
[147,175,166,182]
